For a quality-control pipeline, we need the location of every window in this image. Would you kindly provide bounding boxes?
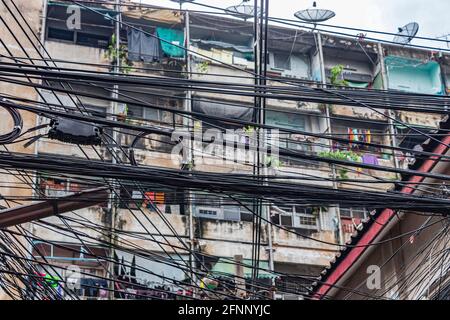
[47,27,74,42]
[32,242,108,262]
[193,193,250,222]
[340,207,369,235]
[40,177,83,197]
[47,27,111,48]
[273,52,291,70]
[124,100,179,153]
[272,205,319,230]
[76,32,110,48]
[128,98,178,126]
[266,111,314,166]
[46,17,112,49]
[37,174,106,205]
[119,186,183,214]
[340,207,368,219]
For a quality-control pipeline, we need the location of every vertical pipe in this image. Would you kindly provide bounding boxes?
[317,32,343,245]
[378,42,400,174]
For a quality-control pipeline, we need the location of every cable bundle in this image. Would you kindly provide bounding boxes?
[0,101,22,145]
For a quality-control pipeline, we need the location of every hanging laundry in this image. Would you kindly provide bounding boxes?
[156,27,185,58]
[348,128,354,147]
[362,153,379,166]
[127,29,162,63]
[352,128,359,142]
[366,129,371,144]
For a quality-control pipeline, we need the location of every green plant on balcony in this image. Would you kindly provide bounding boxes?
[319,150,362,179]
[330,64,348,87]
[105,34,133,74]
[318,150,361,162]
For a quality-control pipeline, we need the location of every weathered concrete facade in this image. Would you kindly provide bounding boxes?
[1,0,449,299]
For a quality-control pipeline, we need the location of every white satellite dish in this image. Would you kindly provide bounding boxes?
[393,22,419,45]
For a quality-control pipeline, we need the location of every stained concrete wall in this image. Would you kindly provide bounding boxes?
[0,0,44,299]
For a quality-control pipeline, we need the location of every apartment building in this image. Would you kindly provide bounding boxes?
[0,0,449,299]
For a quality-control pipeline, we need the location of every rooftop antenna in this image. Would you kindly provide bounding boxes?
[393,22,419,45]
[170,0,195,10]
[226,0,260,21]
[294,1,336,29]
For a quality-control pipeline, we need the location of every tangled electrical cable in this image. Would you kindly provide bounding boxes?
[0,99,22,145]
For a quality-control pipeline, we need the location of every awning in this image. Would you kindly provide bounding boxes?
[156,27,185,58]
[347,81,369,88]
[210,258,275,279]
[191,39,253,54]
[193,99,254,122]
[124,9,182,24]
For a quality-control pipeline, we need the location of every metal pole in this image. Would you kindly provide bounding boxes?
[261,0,274,283]
[108,0,121,300]
[183,10,197,295]
[250,0,260,285]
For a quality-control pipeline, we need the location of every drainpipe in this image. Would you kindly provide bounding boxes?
[378,42,400,175]
[317,32,343,245]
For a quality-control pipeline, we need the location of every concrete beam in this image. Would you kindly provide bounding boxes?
[0,187,108,228]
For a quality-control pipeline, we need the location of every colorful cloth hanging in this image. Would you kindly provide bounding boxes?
[156,27,185,58]
[366,129,371,144]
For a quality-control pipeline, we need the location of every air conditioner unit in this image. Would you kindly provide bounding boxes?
[195,206,223,219]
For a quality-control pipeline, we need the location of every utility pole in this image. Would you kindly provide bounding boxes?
[252,0,274,296]
[108,0,121,300]
[184,10,197,295]
[259,0,274,290]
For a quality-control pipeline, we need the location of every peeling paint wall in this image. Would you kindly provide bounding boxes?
[385,56,444,95]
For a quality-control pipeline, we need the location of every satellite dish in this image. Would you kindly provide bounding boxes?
[226,0,260,21]
[294,1,336,25]
[393,22,419,45]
